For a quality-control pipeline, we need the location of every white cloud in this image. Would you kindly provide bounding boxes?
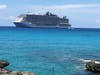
[0,15,15,21]
[0,4,7,10]
[32,4,100,11]
[48,4,100,9]
[30,4,100,15]
[96,20,100,23]
[7,16,16,21]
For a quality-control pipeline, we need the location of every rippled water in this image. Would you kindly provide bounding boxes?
[0,27,100,75]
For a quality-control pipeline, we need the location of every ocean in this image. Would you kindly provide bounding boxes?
[0,27,100,75]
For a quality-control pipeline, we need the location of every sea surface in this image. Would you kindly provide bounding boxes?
[0,27,100,75]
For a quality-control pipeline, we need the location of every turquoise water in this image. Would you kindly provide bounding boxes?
[0,27,100,75]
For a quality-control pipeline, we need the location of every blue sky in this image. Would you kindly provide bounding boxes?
[0,0,100,28]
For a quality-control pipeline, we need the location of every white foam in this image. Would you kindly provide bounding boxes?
[94,61,100,64]
[79,59,91,62]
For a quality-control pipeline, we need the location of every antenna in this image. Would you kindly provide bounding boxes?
[27,11,33,15]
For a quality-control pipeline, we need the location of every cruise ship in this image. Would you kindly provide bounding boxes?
[14,12,71,28]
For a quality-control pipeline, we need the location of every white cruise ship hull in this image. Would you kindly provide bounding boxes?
[14,22,71,28]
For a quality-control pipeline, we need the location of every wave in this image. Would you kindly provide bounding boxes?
[79,59,91,63]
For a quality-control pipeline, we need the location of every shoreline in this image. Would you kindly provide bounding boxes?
[0,60,37,75]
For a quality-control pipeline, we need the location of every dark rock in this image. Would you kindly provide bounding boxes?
[12,71,37,75]
[12,72,23,75]
[86,60,100,72]
[0,60,9,68]
[0,60,37,75]
[0,68,11,74]
[0,70,37,75]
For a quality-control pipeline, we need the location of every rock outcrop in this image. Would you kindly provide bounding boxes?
[0,60,9,68]
[10,71,37,75]
[0,60,37,75]
[85,60,100,72]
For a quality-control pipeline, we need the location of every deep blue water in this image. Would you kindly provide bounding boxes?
[0,27,100,75]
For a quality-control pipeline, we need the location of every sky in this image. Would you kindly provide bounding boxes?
[0,0,100,28]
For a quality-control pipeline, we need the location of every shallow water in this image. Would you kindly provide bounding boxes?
[0,27,100,75]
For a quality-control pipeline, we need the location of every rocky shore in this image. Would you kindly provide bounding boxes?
[0,60,37,75]
[85,60,100,72]
[1,59,100,74]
